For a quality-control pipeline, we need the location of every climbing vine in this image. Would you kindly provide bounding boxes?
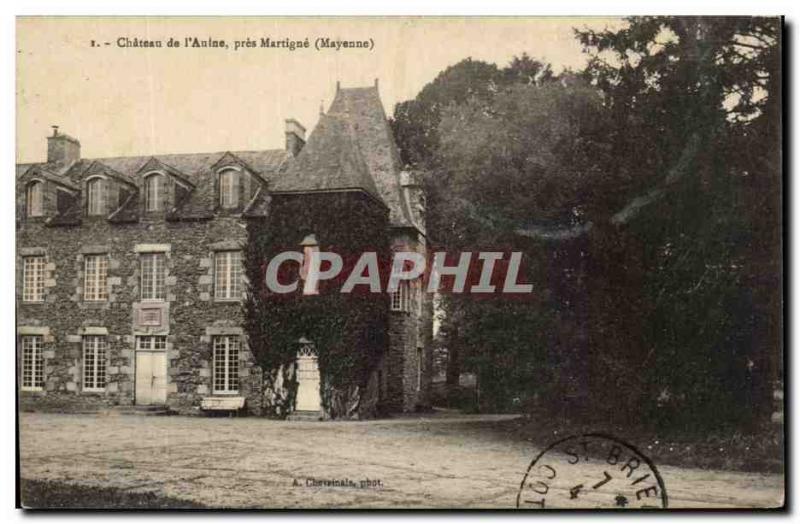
[244,191,390,418]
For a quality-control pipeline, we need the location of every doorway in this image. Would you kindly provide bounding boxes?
[135,335,168,405]
[295,339,321,411]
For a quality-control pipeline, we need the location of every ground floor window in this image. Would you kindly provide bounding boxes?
[213,335,240,394]
[83,335,107,391]
[21,335,44,391]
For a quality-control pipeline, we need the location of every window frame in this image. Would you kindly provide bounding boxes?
[84,254,109,302]
[390,280,412,312]
[144,173,163,212]
[26,181,44,217]
[140,252,166,302]
[21,335,44,391]
[218,169,240,209]
[136,335,167,351]
[212,335,240,394]
[214,250,243,301]
[87,177,107,216]
[82,335,107,392]
[22,255,46,303]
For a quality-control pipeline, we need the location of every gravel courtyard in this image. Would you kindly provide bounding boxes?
[19,412,784,509]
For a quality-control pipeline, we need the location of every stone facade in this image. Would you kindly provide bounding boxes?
[385,228,433,412]
[16,82,432,417]
[17,214,263,414]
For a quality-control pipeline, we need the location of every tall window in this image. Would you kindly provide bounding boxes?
[300,234,319,296]
[87,177,107,216]
[136,335,166,351]
[219,170,240,208]
[214,251,242,300]
[84,254,108,301]
[83,336,107,391]
[26,181,44,217]
[390,281,411,312]
[22,255,45,303]
[21,336,44,391]
[140,252,166,301]
[144,174,163,212]
[213,335,240,394]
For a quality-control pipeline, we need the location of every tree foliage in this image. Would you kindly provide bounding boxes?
[393,17,781,429]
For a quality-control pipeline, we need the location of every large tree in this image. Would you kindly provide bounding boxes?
[393,17,782,428]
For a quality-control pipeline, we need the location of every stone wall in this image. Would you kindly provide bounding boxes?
[385,229,434,412]
[17,188,432,418]
[17,214,263,415]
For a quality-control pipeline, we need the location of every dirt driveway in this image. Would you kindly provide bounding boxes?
[18,412,783,509]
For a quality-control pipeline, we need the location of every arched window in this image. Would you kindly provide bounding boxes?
[219,169,240,208]
[87,177,106,216]
[144,173,163,212]
[26,181,43,217]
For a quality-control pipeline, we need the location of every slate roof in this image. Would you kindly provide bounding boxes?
[272,113,380,197]
[92,149,290,182]
[17,164,80,191]
[273,85,413,228]
[17,149,290,224]
[17,83,418,230]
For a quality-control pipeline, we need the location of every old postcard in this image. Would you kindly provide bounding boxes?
[15,16,784,510]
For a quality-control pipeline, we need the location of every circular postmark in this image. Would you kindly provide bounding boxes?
[516,433,668,509]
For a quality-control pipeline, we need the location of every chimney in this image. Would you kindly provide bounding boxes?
[285,119,306,157]
[47,126,80,166]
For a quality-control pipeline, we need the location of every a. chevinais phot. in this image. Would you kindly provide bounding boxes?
[15,16,784,510]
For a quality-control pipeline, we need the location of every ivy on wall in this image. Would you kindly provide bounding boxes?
[244,191,391,418]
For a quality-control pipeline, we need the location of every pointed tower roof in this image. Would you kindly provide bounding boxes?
[272,83,414,228]
[272,112,379,198]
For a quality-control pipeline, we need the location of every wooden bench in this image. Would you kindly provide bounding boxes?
[201,396,245,413]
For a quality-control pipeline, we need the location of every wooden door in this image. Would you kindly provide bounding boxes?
[136,351,167,405]
[295,343,320,411]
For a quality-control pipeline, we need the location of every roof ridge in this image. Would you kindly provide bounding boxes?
[89,148,285,162]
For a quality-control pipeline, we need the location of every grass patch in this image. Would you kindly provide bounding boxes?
[489,414,783,474]
[20,479,207,509]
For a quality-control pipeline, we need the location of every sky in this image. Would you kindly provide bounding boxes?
[16,17,623,163]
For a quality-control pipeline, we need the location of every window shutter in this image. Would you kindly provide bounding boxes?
[57,189,70,214]
[161,175,169,210]
[233,172,240,207]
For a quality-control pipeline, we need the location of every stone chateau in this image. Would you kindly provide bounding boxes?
[16,81,432,417]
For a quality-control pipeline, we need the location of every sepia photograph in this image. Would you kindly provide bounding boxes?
[14,15,784,510]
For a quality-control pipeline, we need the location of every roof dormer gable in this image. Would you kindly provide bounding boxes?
[210,152,269,214]
[18,165,81,222]
[136,157,195,216]
[211,152,268,186]
[80,161,137,218]
[137,157,196,189]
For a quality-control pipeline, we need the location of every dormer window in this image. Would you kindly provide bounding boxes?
[144,173,164,212]
[26,181,43,217]
[219,169,240,208]
[87,177,106,216]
